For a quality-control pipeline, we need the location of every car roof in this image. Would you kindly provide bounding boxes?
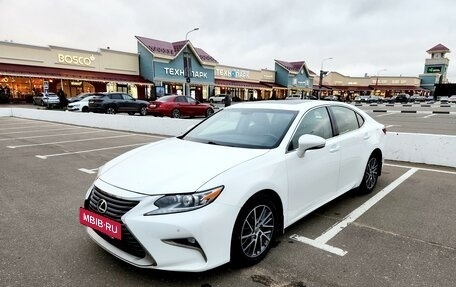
[225,100,355,112]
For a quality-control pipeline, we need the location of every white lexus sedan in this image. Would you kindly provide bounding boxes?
[80,100,386,272]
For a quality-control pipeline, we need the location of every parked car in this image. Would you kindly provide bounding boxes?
[80,100,386,272]
[88,92,149,115]
[285,94,302,100]
[322,95,339,101]
[209,94,228,103]
[32,92,60,107]
[366,96,383,103]
[354,95,370,103]
[408,94,426,103]
[67,92,97,103]
[425,95,435,102]
[439,96,449,104]
[389,94,409,103]
[147,95,214,118]
[67,95,98,112]
[448,95,456,103]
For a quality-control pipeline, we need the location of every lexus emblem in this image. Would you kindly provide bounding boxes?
[97,199,108,214]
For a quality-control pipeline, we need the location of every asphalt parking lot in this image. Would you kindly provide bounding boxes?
[1,116,455,287]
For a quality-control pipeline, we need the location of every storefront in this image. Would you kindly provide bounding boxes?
[137,36,217,102]
[0,41,152,101]
[275,60,314,97]
[213,65,279,100]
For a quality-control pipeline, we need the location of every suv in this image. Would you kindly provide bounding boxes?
[88,92,149,115]
[209,94,227,103]
[33,92,60,107]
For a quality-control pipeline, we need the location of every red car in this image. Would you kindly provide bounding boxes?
[147,95,215,118]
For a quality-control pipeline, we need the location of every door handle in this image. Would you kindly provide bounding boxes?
[329,144,340,153]
[363,133,370,140]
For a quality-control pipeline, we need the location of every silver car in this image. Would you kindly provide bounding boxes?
[33,92,60,107]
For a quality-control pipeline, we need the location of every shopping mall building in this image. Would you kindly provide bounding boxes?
[0,37,450,101]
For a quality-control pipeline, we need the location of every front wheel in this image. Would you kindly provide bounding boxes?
[231,195,277,267]
[139,106,147,116]
[359,155,380,194]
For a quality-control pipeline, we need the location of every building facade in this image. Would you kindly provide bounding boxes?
[419,44,451,94]
[275,60,313,97]
[0,41,152,100]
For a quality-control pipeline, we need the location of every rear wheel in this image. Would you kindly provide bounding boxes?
[359,155,380,194]
[205,108,214,117]
[105,106,116,114]
[231,195,277,267]
[128,112,135,115]
[171,109,181,118]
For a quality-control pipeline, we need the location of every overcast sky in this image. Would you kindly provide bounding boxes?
[1,0,455,81]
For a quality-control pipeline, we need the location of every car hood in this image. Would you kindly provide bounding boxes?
[98,138,269,195]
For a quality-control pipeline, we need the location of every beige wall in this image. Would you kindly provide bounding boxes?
[317,72,420,87]
[215,65,275,83]
[0,41,139,75]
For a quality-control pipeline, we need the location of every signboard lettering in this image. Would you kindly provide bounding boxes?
[163,67,208,79]
[58,54,95,66]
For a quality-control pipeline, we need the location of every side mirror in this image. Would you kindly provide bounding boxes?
[297,134,326,158]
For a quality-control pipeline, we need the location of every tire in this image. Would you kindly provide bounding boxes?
[231,195,277,267]
[81,106,89,113]
[359,155,380,194]
[205,108,214,118]
[128,112,135,115]
[139,106,147,116]
[171,109,181,118]
[105,106,116,114]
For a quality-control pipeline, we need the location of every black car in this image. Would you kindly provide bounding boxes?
[388,94,409,103]
[88,92,149,116]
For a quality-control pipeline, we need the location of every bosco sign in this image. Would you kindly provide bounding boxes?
[57,53,95,66]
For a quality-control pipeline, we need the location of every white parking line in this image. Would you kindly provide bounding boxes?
[385,163,456,175]
[7,134,136,148]
[385,125,397,129]
[78,168,99,174]
[35,143,148,159]
[0,130,102,141]
[290,168,418,256]
[0,122,63,130]
[0,126,86,135]
[422,114,436,119]
[375,111,400,118]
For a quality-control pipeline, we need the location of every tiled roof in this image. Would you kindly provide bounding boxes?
[136,36,218,63]
[427,43,450,53]
[275,60,305,73]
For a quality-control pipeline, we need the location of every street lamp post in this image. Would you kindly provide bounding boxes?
[184,28,199,97]
[375,68,387,96]
[318,57,333,100]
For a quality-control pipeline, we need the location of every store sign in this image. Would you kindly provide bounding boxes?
[163,67,208,78]
[58,54,95,66]
[427,66,442,73]
[215,68,250,79]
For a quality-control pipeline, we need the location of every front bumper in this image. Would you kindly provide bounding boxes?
[84,182,238,272]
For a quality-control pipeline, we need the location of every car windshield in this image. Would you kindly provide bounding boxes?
[183,108,298,149]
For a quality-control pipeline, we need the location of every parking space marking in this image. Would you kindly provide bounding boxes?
[78,168,98,174]
[0,122,64,131]
[35,142,149,159]
[385,163,456,175]
[290,168,418,256]
[0,130,102,141]
[422,114,436,119]
[7,134,136,148]
[375,111,400,118]
[385,125,397,129]
[0,126,86,136]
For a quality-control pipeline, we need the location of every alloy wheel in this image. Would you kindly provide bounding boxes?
[365,157,378,190]
[240,205,274,258]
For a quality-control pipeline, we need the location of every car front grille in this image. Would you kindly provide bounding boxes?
[85,186,146,258]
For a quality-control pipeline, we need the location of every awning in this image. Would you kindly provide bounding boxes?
[215,79,271,90]
[369,85,423,91]
[260,81,288,89]
[330,86,372,91]
[0,63,152,85]
[312,85,333,91]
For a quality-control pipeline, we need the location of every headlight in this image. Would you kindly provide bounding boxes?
[145,186,224,215]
